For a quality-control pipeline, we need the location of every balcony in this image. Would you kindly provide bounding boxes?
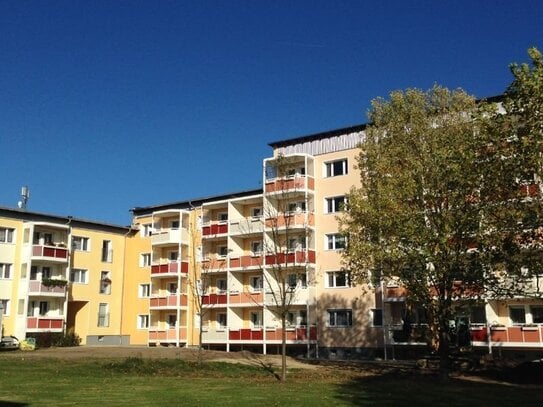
[201,257,227,272]
[148,327,188,342]
[470,325,543,346]
[228,217,264,236]
[264,176,315,194]
[228,291,263,306]
[202,327,228,343]
[31,245,68,262]
[27,316,64,332]
[151,261,189,276]
[151,228,188,247]
[229,255,263,270]
[227,326,317,342]
[265,250,316,266]
[202,222,228,238]
[150,294,188,308]
[265,212,314,229]
[202,293,228,306]
[28,280,67,296]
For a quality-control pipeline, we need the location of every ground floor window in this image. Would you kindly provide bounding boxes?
[138,314,149,329]
[328,309,352,327]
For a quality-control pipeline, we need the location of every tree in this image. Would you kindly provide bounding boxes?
[262,153,313,381]
[342,86,489,379]
[480,48,543,298]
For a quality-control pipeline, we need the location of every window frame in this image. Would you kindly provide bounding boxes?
[324,159,348,178]
[140,253,151,267]
[326,270,351,288]
[327,309,353,328]
[509,306,526,325]
[0,299,10,316]
[137,314,150,329]
[97,303,109,327]
[139,283,151,298]
[0,263,12,279]
[70,268,88,284]
[0,227,15,243]
[325,196,347,214]
[72,236,90,251]
[326,233,347,250]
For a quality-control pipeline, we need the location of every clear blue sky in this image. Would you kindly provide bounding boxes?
[1,1,542,225]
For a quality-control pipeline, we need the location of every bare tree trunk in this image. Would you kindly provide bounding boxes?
[281,314,287,381]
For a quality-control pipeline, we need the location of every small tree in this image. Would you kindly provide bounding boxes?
[262,154,311,381]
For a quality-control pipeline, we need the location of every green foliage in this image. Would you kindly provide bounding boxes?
[28,331,81,347]
[41,278,68,288]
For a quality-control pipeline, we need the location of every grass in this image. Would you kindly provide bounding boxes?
[0,355,542,406]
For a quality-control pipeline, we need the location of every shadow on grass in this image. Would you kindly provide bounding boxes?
[331,364,543,407]
[240,351,282,381]
[0,402,28,406]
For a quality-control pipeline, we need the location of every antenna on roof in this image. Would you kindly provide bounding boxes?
[18,186,30,210]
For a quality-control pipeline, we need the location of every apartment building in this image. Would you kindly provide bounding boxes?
[1,123,543,357]
[0,207,131,345]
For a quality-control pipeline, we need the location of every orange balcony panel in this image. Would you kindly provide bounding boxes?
[32,245,68,260]
[265,213,314,229]
[202,294,227,305]
[149,328,187,341]
[507,326,523,342]
[150,295,186,307]
[229,255,262,268]
[229,291,263,304]
[490,327,508,342]
[265,177,314,193]
[28,280,66,295]
[265,327,317,341]
[385,286,408,299]
[522,327,540,342]
[202,258,227,271]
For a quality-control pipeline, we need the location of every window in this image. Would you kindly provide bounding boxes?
[470,306,487,324]
[100,271,111,295]
[326,234,346,250]
[325,159,348,177]
[39,301,49,316]
[167,314,177,328]
[140,253,151,267]
[372,309,383,327]
[139,284,150,298]
[0,227,14,243]
[286,312,295,327]
[217,313,227,329]
[70,269,88,284]
[251,240,262,255]
[288,201,306,213]
[328,309,352,327]
[250,276,263,292]
[287,274,298,289]
[288,237,306,252]
[140,224,152,237]
[101,240,112,262]
[97,303,109,327]
[0,299,10,316]
[72,236,89,251]
[531,306,543,324]
[250,311,262,328]
[252,207,262,218]
[168,251,179,262]
[218,213,228,222]
[167,283,177,295]
[41,267,51,279]
[326,271,350,288]
[509,306,526,325]
[325,196,347,213]
[0,263,12,279]
[138,314,149,329]
[216,279,227,293]
[218,245,228,257]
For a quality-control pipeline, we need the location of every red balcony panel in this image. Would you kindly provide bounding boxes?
[181,262,188,273]
[151,262,188,275]
[229,330,241,340]
[218,224,228,234]
[203,226,211,236]
[27,317,64,330]
[309,326,317,340]
[240,329,251,340]
[32,245,68,260]
[296,328,307,340]
[252,329,263,340]
[230,258,241,268]
[470,328,488,342]
[265,251,315,265]
[27,317,37,329]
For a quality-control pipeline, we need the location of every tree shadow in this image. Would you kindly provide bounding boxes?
[240,350,282,381]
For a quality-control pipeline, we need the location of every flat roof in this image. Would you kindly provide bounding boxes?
[0,206,132,233]
[131,188,262,216]
[267,123,367,149]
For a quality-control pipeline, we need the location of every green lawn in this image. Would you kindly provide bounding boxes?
[0,356,541,406]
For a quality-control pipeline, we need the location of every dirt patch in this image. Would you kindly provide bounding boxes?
[0,346,319,370]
